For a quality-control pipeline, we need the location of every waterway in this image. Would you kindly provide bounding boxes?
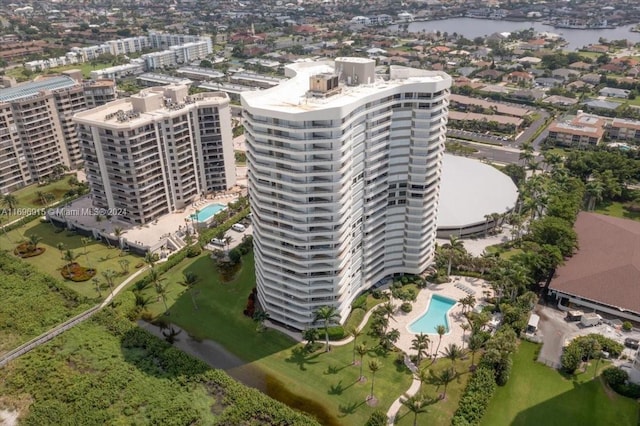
[390,18,640,51]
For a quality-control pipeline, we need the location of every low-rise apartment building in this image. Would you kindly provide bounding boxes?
[547,114,605,147]
[73,85,236,225]
[608,118,640,144]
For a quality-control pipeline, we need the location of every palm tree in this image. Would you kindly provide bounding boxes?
[585,180,604,211]
[144,252,156,269]
[461,323,470,350]
[434,324,446,358]
[148,268,165,293]
[356,344,368,380]
[92,277,102,297]
[468,333,485,368]
[118,259,130,274]
[313,305,340,352]
[179,271,199,310]
[2,194,17,211]
[443,235,465,276]
[155,281,170,314]
[252,310,270,331]
[101,269,117,299]
[350,327,363,365]
[442,343,464,367]
[28,234,42,251]
[81,237,92,267]
[63,249,79,275]
[368,359,382,400]
[411,333,430,366]
[134,292,153,309]
[437,367,457,399]
[162,326,182,344]
[401,394,429,426]
[415,367,430,386]
[379,301,395,332]
[56,242,65,260]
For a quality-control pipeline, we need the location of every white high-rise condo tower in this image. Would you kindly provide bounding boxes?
[242,58,451,330]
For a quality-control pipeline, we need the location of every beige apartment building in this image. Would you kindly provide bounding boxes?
[0,73,116,193]
[547,114,605,147]
[73,85,236,225]
[608,118,640,144]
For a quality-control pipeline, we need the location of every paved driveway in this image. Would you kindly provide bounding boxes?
[535,304,577,368]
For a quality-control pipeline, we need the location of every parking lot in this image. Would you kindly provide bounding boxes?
[534,304,640,368]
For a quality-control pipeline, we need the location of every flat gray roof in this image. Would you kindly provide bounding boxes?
[0,76,77,102]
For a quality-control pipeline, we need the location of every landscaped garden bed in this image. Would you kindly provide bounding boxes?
[14,242,46,258]
[61,262,97,282]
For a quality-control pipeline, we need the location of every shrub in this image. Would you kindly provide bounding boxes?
[327,326,345,341]
[561,343,582,374]
[400,302,412,313]
[452,365,497,425]
[60,263,97,282]
[371,289,383,299]
[603,366,640,399]
[351,294,367,310]
[185,245,201,258]
[622,321,633,332]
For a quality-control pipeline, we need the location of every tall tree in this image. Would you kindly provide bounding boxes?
[401,394,430,426]
[179,271,199,310]
[368,359,381,400]
[356,344,368,380]
[437,367,457,399]
[313,305,340,352]
[411,333,430,366]
[2,194,17,211]
[442,343,464,367]
[350,327,362,365]
[442,235,465,276]
[101,269,117,300]
[434,324,446,359]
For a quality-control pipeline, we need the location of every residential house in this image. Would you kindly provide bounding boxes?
[520,38,547,51]
[476,69,503,81]
[581,73,602,85]
[504,71,534,85]
[583,99,621,112]
[552,68,580,81]
[535,77,563,88]
[599,87,631,99]
[569,61,592,71]
[543,95,579,107]
[583,44,609,54]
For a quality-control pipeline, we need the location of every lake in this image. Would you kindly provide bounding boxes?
[390,18,640,50]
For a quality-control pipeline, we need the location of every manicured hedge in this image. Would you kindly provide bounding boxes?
[451,366,497,426]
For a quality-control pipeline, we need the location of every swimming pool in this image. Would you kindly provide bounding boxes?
[191,203,226,222]
[409,294,457,334]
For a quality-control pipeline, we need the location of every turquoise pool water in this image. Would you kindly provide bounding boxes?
[191,203,226,222]
[409,294,456,334]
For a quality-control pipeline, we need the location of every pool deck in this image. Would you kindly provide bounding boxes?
[393,276,494,357]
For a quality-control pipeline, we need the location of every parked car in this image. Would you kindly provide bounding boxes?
[232,223,246,232]
[211,238,226,246]
[624,338,639,350]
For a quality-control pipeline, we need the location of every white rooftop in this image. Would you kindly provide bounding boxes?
[437,154,518,229]
[242,59,449,114]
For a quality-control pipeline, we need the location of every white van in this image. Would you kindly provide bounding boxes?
[232,223,246,232]
[211,238,226,246]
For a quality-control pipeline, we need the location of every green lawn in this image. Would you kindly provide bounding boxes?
[6,60,115,82]
[1,179,75,223]
[2,219,141,300]
[395,357,473,426]
[595,201,640,221]
[136,253,414,425]
[481,342,639,426]
[484,244,523,260]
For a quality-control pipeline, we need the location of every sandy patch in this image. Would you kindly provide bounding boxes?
[0,409,18,426]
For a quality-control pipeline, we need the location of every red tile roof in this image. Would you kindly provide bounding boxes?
[550,212,640,315]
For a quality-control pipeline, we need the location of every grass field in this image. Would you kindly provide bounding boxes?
[1,219,141,300]
[1,179,75,223]
[595,201,640,221]
[481,342,640,426]
[394,357,473,426]
[6,60,115,82]
[137,253,415,425]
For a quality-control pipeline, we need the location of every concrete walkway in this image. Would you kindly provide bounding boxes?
[386,376,421,425]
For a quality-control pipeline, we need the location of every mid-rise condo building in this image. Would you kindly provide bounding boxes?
[0,74,116,193]
[73,85,236,225]
[242,58,451,329]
